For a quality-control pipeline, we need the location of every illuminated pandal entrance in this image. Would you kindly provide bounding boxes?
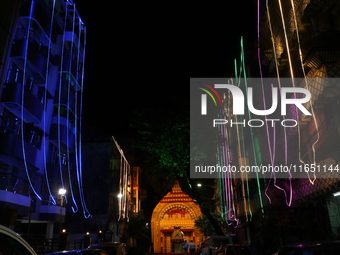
[151,181,203,254]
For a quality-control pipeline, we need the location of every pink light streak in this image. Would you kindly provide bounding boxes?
[258,0,293,206]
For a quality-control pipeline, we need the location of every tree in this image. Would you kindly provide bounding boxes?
[127,212,151,255]
[131,106,189,179]
[195,212,227,236]
[130,98,224,236]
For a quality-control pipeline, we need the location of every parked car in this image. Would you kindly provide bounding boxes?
[217,244,252,255]
[88,242,127,255]
[274,241,340,255]
[0,224,37,255]
[47,249,108,255]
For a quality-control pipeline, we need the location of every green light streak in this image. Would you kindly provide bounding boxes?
[240,36,264,216]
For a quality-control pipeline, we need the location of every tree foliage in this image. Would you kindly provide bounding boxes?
[194,212,227,236]
[131,106,189,178]
[127,213,151,255]
[130,101,224,236]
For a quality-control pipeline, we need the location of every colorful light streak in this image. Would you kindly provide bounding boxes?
[217,110,239,227]
[276,0,305,173]
[43,0,57,205]
[118,153,123,221]
[258,0,295,206]
[57,1,68,202]
[240,39,265,215]
[65,5,78,213]
[71,15,84,215]
[289,0,319,184]
[17,0,90,217]
[77,25,92,219]
[264,0,293,207]
[21,0,41,201]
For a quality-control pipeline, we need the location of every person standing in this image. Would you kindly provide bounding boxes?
[183,240,188,255]
[201,240,209,255]
[189,240,195,255]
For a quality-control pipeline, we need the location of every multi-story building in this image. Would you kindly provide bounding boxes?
[131,166,146,214]
[81,136,145,242]
[0,0,89,238]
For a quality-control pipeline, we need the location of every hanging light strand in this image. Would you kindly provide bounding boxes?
[290,0,319,184]
[65,4,78,213]
[57,1,69,202]
[21,0,41,200]
[77,24,92,218]
[43,0,57,205]
[265,0,293,206]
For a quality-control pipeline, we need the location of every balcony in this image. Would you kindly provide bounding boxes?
[64,31,79,51]
[61,57,78,86]
[49,123,75,153]
[54,89,75,110]
[0,132,38,169]
[0,82,43,123]
[11,39,47,85]
[60,70,81,92]
[39,205,66,222]
[20,0,50,38]
[0,190,31,216]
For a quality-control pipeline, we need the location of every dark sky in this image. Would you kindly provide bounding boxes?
[74,1,258,136]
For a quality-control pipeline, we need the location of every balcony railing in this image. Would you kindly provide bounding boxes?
[11,28,48,84]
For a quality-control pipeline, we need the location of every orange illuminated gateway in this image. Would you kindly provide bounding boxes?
[151,181,203,254]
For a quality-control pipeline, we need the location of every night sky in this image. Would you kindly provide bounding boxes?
[74,1,259,136]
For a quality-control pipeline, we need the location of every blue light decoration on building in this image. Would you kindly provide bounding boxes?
[0,0,91,234]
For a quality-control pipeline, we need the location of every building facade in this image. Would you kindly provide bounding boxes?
[0,0,89,238]
[81,136,145,242]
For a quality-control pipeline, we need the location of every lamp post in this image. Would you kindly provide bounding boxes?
[58,188,67,207]
[58,188,66,232]
[58,188,68,250]
[197,183,217,213]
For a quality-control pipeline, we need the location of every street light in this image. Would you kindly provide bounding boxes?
[117,193,123,198]
[58,188,67,234]
[58,188,67,207]
[58,188,67,196]
[197,183,217,213]
[333,191,340,197]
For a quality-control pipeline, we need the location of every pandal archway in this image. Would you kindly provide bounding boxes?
[151,181,203,254]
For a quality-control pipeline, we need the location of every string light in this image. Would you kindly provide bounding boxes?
[218,109,239,227]
[65,4,78,213]
[57,1,68,202]
[289,0,319,184]
[276,0,306,174]
[71,13,85,215]
[21,0,41,201]
[264,0,293,206]
[77,24,92,218]
[43,0,57,205]
[118,153,122,221]
[240,38,265,215]
[259,0,295,205]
